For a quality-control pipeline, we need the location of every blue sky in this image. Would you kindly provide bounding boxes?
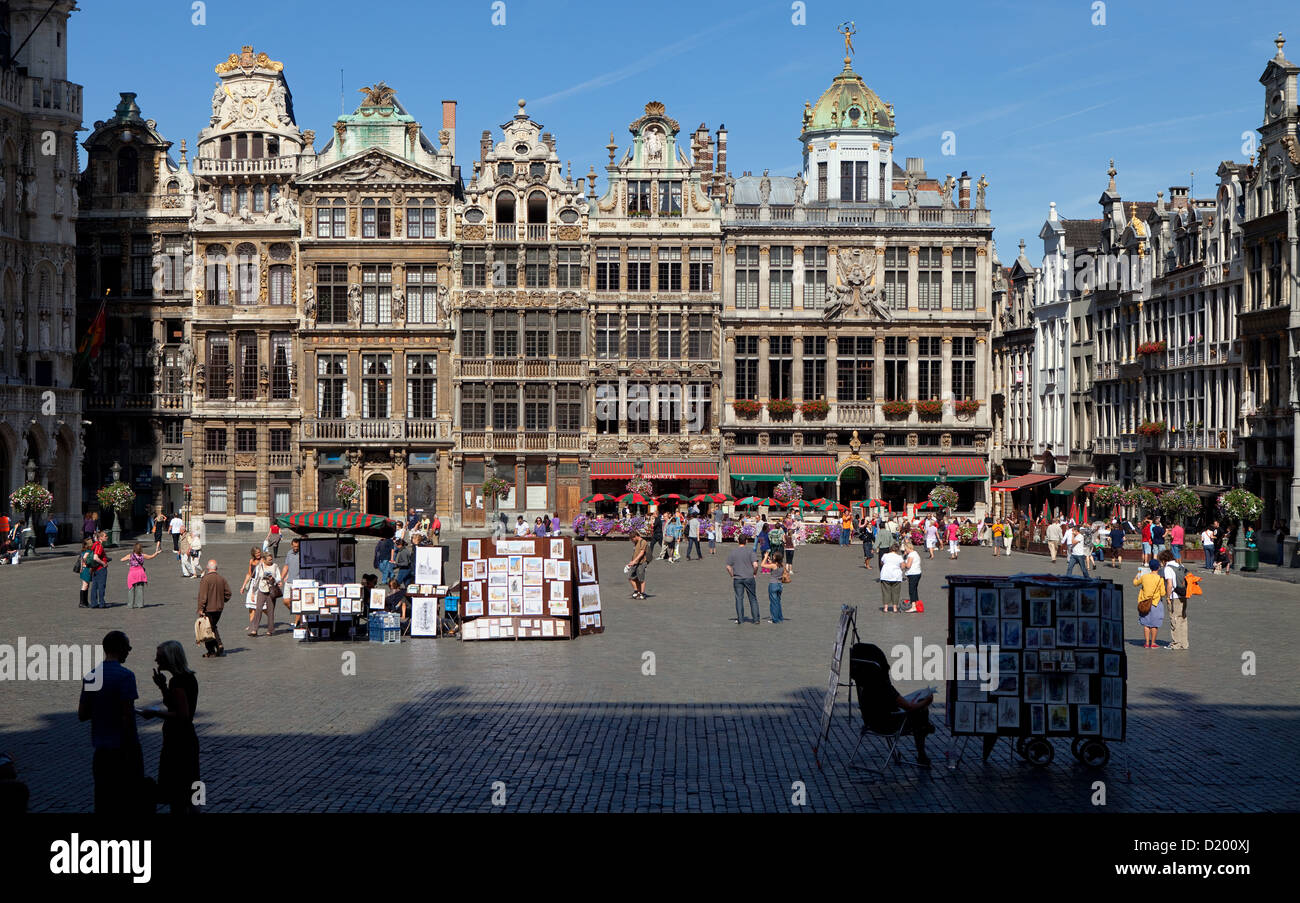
[69,0,1296,254]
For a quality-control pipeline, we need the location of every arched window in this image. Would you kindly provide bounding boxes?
[526,190,547,224]
[219,136,232,160]
[268,243,292,305]
[236,184,248,213]
[166,179,180,194]
[117,147,138,193]
[234,242,257,305]
[495,191,516,223]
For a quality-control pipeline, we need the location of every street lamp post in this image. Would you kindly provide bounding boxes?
[485,455,498,536]
[1131,459,1145,520]
[1235,459,1249,567]
[109,460,122,547]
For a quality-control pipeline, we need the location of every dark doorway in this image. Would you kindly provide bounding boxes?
[366,476,389,517]
[839,466,867,504]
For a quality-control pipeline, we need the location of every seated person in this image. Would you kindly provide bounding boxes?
[384,578,409,620]
[360,573,378,593]
[848,643,936,767]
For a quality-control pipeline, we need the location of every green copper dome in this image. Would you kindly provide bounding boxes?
[801,62,895,138]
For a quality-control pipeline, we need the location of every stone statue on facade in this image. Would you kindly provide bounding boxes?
[14,306,24,351]
[117,339,133,392]
[302,286,316,323]
[793,174,805,204]
[348,284,362,321]
[25,175,36,213]
[60,314,71,352]
[13,175,22,214]
[905,173,918,207]
[38,311,50,351]
[940,175,955,209]
[976,174,988,210]
[391,289,405,322]
[759,169,771,204]
[210,82,225,124]
[644,126,664,163]
[437,283,450,320]
[271,81,290,124]
[54,180,64,215]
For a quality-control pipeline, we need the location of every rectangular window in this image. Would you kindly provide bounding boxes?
[803,335,826,400]
[918,247,942,310]
[492,384,519,430]
[524,384,550,432]
[318,264,349,324]
[524,311,550,358]
[817,162,827,202]
[361,264,392,324]
[627,382,650,434]
[317,205,332,238]
[205,428,227,451]
[461,383,487,430]
[160,238,186,292]
[206,473,227,514]
[361,354,392,419]
[735,335,759,400]
[952,336,976,400]
[953,247,976,310]
[688,247,713,292]
[462,247,487,288]
[627,247,651,291]
[884,247,908,310]
[525,248,549,288]
[657,384,680,434]
[556,311,582,359]
[423,205,437,238]
[460,310,487,357]
[268,265,291,306]
[204,247,229,305]
[769,246,793,309]
[238,477,257,515]
[803,246,827,309]
[836,336,874,402]
[688,313,711,361]
[855,161,870,203]
[596,247,620,292]
[628,180,651,214]
[884,336,908,401]
[270,429,291,453]
[658,180,682,215]
[271,333,292,400]
[496,248,518,288]
[556,247,581,288]
[556,384,582,431]
[917,336,942,400]
[596,313,619,360]
[627,314,651,359]
[687,382,712,432]
[840,161,854,202]
[735,245,759,308]
[406,354,437,419]
[658,313,681,359]
[206,334,230,400]
[316,353,348,418]
[235,248,257,306]
[405,265,438,324]
[163,421,185,445]
[130,236,150,295]
[492,313,519,357]
[596,382,619,433]
[236,428,258,453]
[657,247,681,293]
[407,205,422,239]
[768,336,793,399]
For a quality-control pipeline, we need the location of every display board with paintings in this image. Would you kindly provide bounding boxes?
[457,537,601,640]
[289,581,366,640]
[945,575,1127,742]
[296,538,357,585]
[407,546,451,639]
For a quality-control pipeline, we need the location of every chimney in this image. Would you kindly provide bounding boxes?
[480,129,492,162]
[905,157,926,177]
[959,171,971,209]
[693,123,713,179]
[1168,185,1189,207]
[542,133,555,152]
[441,100,456,159]
[714,124,728,199]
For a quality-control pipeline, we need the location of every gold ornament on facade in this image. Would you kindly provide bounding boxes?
[942,247,953,256]
[909,247,918,255]
[976,247,987,256]
[215,46,284,74]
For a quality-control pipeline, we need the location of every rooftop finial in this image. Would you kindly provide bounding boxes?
[1106,158,1117,192]
[1276,32,1286,58]
[838,21,856,67]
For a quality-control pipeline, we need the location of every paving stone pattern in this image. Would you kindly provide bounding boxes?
[1,535,1295,812]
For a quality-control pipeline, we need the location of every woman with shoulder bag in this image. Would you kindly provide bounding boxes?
[119,542,161,609]
[901,541,923,613]
[75,538,95,608]
[767,551,788,623]
[879,543,905,613]
[238,546,262,634]
[1133,557,1166,648]
[248,551,281,637]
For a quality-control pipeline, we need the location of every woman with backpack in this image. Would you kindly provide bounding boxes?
[118,542,162,609]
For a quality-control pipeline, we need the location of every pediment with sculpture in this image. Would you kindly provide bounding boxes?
[822,248,892,321]
[297,147,453,189]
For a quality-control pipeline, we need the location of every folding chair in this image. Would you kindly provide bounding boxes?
[846,655,909,776]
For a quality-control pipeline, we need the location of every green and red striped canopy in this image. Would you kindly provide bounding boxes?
[276,509,399,537]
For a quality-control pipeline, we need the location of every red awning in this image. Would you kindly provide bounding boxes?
[1082,483,1106,493]
[728,455,838,480]
[990,473,1064,492]
[877,455,987,482]
[591,461,719,479]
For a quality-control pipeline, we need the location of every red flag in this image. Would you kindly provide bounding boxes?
[78,295,108,363]
[1069,498,1079,524]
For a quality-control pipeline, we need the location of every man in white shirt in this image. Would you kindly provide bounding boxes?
[1064,525,1089,577]
[168,512,185,554]
[514,516,530,537]
[1045,518,1064,563]
[1200,526,1216,570]
[1159,550,1189,649]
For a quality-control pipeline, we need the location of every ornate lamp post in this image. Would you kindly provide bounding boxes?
[1131,458,1145,519]
[22,458,37,528]
[1235,458,1249,565]
[108,460,122,546]
[938,464,948,484]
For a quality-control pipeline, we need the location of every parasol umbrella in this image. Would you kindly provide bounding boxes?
[735,496,764,507]
[616,491,652,506]
[761,497,790,508]
[655,493,685,503]
[789,499,818,513]
[691,492,734,504]
[582,493,618,504]
[915,499,941,511]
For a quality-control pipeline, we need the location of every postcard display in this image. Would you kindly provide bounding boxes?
[408,546,451,638]
[296,538,357,585]
[945,576,1127,744]
[289,580,371,641]
[457,537,603,640]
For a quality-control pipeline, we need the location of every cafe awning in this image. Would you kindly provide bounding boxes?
[991,473,1064,492]
[591,461,719,479]
[729,455,837,482]
[1049,476,1089,495]
[877,455,987,483]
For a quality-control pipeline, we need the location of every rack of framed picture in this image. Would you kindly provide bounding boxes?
[945,574,1127,768]
[456,536,604,640]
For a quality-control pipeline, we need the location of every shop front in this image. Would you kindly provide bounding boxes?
[590,460,720,508]
[726,455,837,501]
[990,472,1064,521]
[876,455,988,513]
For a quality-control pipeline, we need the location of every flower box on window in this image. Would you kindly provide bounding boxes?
[954,399,981,415]
[916,399,944,418]
[767,398,796,418]
[733,399,761,419]
[800,399,829,420]
[1136,420,1166,437]
[881,400,913,418]
[1136,340,1167,356]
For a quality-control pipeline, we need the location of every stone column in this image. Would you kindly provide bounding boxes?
[758,245,770,309]
[908,246,919,311]
[874,337,886,401]
[792,336,805,403]
[975,337,988,405]
[758,336,770,401]
[722,331,736,400]
[907,337,919,400]
[723,246,736,308]
[941,336,953,403]
[826,336,839,404]
[941,247,953,311]
[792,247,805,310]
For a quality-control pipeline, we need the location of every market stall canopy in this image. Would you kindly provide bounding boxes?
[276,510,398,537]
[990,473,1064,492]
[1049,476,1090,495]
[729,455,837,482]
[877,456,987,483]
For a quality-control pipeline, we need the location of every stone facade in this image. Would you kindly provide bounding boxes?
[1,1,83,530]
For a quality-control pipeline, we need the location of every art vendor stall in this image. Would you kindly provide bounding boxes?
[945,573,1127,767]
[455,536,604,641]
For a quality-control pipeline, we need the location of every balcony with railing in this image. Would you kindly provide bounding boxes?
[458,430,584,452]
[1159,428,1236,452]
[0,71,82,116]
[728,204,990,228]
[726,401,989,430]
[301,419,451,442]
[0,385,81,414]
[192,155,301,177]
[268,452,295,468]
[86,392,190,413]
[456,358,586,380]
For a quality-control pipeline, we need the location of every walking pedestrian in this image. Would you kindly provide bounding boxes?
[1133,559,1166,648]
[237,546,261,632]
[879,543,905,613]
[1159,549,1189,650]
[1109,517,1127,568]
[840,510,853,547]
[178,529,195,578]
[875,519,894,570]
[767,550,787,623]
[1169,522,1184,562]
[89,531,110,608]
[186,521,203,579]
[45,516,59,549]
[119,542,161,609]
[627,532,649,599]
[686,513,702,560]
[282,539,301,627]
[1002,519,1013,556]
[196,559,228,657]
[1045,518,1063,562]
[263,524,282,559]
[726,541,760,624]
[924,520,938,560]
[706,521,717,556]
[76,538,96,608]
[78,630,144,815]
[140,640,200,814]
[647,513,663,563]
[901,541,923,613]
[374,532,394,585]
[946,519,961,559]
[1151,518,1166,558]
[82,512,96,542]
[785,521,798,574]
[393,538,414,585]
[247,551,280,637]
[665,515,683,563]
[152,511,167,553]
[1141,518,1153,559]
[860,513,875,569]
[990,519,1004,556]
[169,511,184,554]
[1201,523,1217,570]
[1064,525,1091,577]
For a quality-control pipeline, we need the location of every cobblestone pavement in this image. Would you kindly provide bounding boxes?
[1,535,1296,812]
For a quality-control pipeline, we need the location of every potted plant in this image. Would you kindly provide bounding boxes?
[734,398,761,419]
[916,399,944,418]
[97,481,136,516]
[481,476,512,501]
[1136,420,1166,437]
[1094,484,1125,509]
[954,399,981,415]
[1123,487,1158,510]
[929,485,958,509]
[881,400,913,418]
[800,399,829,420]
[767,398,796,419]
[1217,488,1263,523]
[625,475,655,498]
[1137,340,1167,356]
[1159,486,1201,523]
[9,482,53,528]
[335,477,362,508]
[772,476,802,505]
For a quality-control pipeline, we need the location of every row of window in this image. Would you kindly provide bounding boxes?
[205,427,294,453]
[593,313,713,360]
[312,264,441,324]
[204,332,294,400]
[315,353,440,419]
[626,180,684,215]
[594,247,713,292]
[734,335,978,402]
[314,199,445,240]
[459,310,584,358]
[735,245,978,310]
[200,243,294,305]
[459,247,583,288]
[219,183,282,216]
[591,383,713,435]
[204,473,292,518]
[460,383,584,432]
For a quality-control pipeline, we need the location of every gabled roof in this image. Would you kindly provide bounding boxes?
[1061,218,1103,250]
[295,145,454,186]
